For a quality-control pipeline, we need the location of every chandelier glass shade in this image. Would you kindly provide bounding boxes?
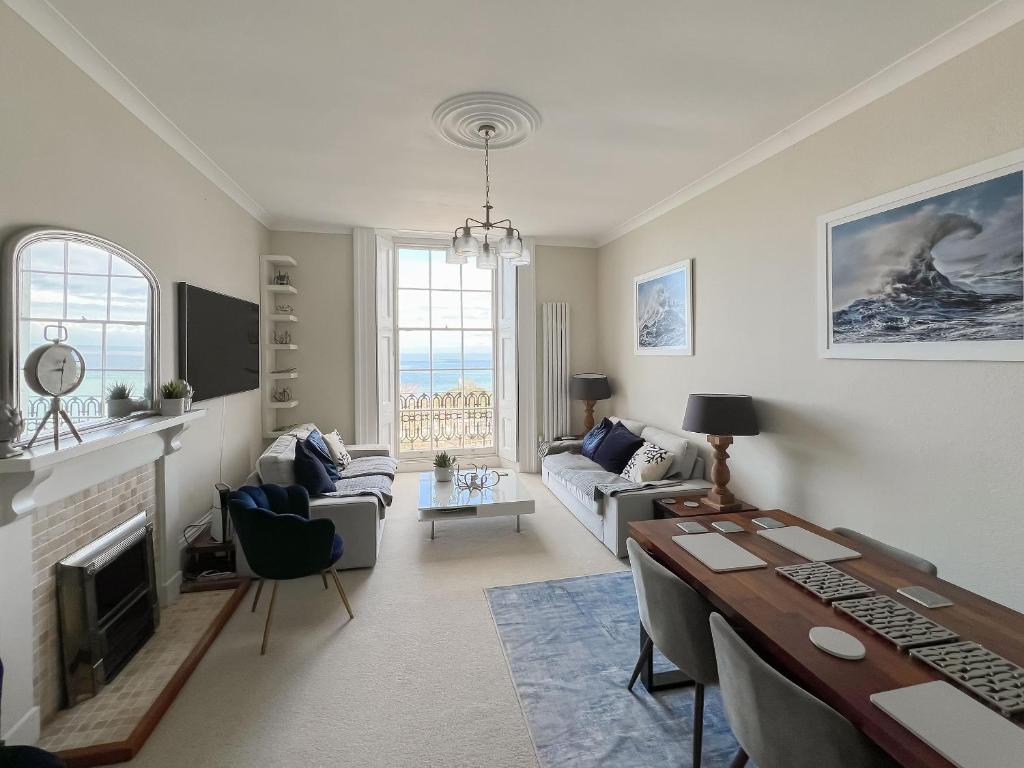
[447,124,529,269]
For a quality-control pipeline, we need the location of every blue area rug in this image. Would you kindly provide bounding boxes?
[486,570,743,768]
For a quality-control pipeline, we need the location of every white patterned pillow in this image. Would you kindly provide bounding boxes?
[621,441,672,482]
[323,430,352,469]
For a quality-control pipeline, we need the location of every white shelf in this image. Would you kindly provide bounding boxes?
[267,400,299,409]
[268,371,299,380]
[269,344,298,350]
[262,255,297,267]
[268,314,298,323]
[265,284,298,294]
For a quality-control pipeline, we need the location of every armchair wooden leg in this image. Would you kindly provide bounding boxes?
[260,581,279,655]
[321,572,329,590]
[251,578,264,612]
[728,748,748,768]
[328,568,354,619]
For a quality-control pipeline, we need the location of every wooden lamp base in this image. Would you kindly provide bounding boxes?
[582,400,597,432]
[701,434,744,512]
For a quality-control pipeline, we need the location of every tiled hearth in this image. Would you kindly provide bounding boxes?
[31,465,157,723]
[36,589,233,755]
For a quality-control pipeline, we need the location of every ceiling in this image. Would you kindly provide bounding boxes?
[39,0,1002,244]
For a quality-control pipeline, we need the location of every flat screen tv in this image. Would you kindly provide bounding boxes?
[177,283,259,401]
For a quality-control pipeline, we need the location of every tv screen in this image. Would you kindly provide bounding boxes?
[177,283,259,401]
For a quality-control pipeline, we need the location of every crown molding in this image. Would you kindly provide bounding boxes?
[268,218,355,236]
[533,236,598,249]
[5,0,272,227]
[597,0,1024,247]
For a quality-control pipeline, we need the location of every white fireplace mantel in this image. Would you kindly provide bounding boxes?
[0,410,204,526]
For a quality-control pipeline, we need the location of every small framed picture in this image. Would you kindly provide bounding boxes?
[634,259,693,356]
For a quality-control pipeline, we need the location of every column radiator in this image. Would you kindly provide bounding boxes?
[541,302,571,442]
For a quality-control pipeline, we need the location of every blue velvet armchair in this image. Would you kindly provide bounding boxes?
[229,484,354,654]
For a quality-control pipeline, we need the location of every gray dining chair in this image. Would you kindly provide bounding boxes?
[709,613,898,768]
[832,527,938,576]
[626,537,718,768]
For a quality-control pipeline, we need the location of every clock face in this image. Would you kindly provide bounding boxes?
[32,344,85,396]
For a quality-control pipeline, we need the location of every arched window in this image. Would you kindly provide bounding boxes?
[1,228,159,439]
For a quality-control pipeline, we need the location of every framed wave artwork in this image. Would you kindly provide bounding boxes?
[818,149,1023,361]
[634,259,693,356]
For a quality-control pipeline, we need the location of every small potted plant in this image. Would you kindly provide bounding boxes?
[159,379,193,417]
[106,381,135,419]
[433,451,455,483]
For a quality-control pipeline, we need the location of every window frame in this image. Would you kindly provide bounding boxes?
[393,240,497,459]
[1,227,161,441]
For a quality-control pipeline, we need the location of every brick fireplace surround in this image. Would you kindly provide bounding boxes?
[31,466,157,722]
[0,412,202,746]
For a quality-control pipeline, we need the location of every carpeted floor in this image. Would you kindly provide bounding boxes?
[120,471,626,767]
[487,572,742,768]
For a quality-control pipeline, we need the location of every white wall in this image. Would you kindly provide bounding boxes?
[597,23,1024,610]
[266,231,356,440]
[535,245,601,435]
[0,4,267,740]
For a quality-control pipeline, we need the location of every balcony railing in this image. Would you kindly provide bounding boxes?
[399,390,493,453]
[24,395,106,433]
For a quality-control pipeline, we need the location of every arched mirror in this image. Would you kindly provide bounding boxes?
[1,228,160,440]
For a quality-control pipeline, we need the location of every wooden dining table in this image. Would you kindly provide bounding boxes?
[628,509,1024,768]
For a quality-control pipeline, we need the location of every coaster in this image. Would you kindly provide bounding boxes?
[683,501,700,508]
[809,626,866,660]
[661,498,676,504]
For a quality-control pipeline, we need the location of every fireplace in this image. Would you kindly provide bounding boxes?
[56,512,160,708]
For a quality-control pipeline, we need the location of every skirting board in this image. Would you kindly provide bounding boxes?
[55,579,249,768]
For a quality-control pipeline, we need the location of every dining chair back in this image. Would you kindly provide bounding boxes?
[832,527,937,576]
[709,613,897,768]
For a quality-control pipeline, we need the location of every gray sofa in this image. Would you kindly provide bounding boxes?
[541,416,711,557]
[240,424,390,570]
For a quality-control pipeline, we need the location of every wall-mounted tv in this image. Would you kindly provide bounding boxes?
[177,283,259,401]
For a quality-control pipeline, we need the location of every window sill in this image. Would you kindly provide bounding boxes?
[0,410,205,525]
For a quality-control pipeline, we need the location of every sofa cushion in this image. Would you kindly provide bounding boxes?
[592,421,645,474]
[641,426,698,479]
[609,415,646,436]
[323,430,352,468]
[257,434,298,485]
[293,439,336,496]
[580,417,612,459]
[306,430,341,481]
[543,451,604,474]
[621,441,673,482]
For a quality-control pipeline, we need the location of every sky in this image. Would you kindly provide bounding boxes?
[830,170,1023,309]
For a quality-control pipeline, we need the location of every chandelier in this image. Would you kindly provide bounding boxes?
[447,124,529,269]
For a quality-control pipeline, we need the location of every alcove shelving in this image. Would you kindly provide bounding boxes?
[261,255,299,438]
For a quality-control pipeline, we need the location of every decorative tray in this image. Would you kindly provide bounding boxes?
[832,594,958,650]
[775,561,875,603]
[910,641,1024,717]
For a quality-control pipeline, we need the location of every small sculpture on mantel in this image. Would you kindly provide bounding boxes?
[271,387,292,403]
[0,401,25,458]
[272,329,293,345]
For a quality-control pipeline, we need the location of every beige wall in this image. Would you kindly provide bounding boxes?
[535,245,601,435]
[267,231,356,440]
[0,4,270,738]
[597,23,1024,610]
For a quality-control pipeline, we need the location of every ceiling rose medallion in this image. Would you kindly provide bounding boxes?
[433,93,540,270]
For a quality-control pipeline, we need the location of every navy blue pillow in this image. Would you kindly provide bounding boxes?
[592,420,644,474]
[294,438,336,496]
[306,429,341,481]
[581,417,613,460]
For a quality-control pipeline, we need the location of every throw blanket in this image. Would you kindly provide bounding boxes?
[323,474,394,507]
[554,466,681,501]
[339,456,399,480]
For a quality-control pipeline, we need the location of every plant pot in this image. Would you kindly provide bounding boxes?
[160,398,187,417]
[433,467,454,483]
[107,399,134,419]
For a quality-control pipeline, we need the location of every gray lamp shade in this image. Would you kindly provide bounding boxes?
[682,394,759,436]
[570,373,611,401]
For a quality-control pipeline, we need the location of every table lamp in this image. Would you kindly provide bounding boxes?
[682,393,759,511]
[570,373,611,432]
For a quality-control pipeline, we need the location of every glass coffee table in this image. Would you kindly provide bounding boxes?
[417,471,535,539]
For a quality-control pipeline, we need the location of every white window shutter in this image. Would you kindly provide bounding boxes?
[375,233,396,454]
[497,253,518,463]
